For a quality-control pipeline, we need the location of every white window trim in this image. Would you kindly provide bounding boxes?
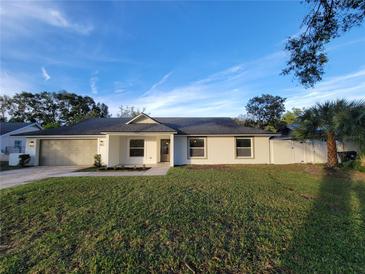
[188,137,207,159]
[235,137,254,159]
[128,138,145,158]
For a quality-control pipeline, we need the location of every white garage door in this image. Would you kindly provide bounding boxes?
[40,139,97,166]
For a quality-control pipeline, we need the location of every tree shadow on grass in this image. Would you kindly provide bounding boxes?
[279,169,365,273]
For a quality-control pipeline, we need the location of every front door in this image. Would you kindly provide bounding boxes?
[160,139,170,162]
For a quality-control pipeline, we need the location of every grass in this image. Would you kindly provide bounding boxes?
[1,165,364,273]
[75,166,151,172]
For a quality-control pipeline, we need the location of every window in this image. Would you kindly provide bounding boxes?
[14,140,22,148]
[188,137,206,158]
[129,139,144,157]
[236,138,253,158]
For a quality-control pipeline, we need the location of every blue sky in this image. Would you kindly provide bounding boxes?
[1,1,364,117]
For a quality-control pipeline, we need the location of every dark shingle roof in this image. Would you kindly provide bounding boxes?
[14,117,276,136]
[155,117,273,135]
[103,123,176,132]
[14,118,129,136]
[0,122,34,135]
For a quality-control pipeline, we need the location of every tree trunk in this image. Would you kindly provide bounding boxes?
[327,131,338,168]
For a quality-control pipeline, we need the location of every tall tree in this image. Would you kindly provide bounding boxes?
[8,92,38,123]
[281,107,304,125]
[36,92,59,125]
[117,105,146,118]
[54,91,110,125]
[3,91,110,126]
[294,99,365,167]
[0,95,12,122]
[95,102,110,118]
[282,0,365,87]
[69,103,110,125]
[245,94,286,131]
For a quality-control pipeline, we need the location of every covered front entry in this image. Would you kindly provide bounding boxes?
[39,139,97,166]
[160,139,170,162]
[106,134,174,167]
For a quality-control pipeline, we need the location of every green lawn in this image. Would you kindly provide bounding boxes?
[1,165,364,273]
[75,166,151,172]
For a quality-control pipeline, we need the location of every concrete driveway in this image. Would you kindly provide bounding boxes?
[0,166,170,189]
[0,166,80,189]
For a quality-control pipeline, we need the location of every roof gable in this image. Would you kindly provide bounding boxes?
[0,122,39,136]
[126,113,160,124]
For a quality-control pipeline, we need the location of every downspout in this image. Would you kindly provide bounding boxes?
[268,136,272,164]
[170,133,175,167]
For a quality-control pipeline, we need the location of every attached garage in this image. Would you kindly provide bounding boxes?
[39,139,97,166]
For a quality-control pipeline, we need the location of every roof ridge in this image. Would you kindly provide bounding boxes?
[155,117,232,119]
[76,117,233,120]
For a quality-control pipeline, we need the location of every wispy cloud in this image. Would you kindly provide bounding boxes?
[327,37,365,52]
[285,68,365,109]
[101,52,286,116]
[90,71,99,95]
[0,71,34,96]
[100,49,365,117]
[0,2,93,36]
[113,81,136,95]
[145,71,173,95]
[41,67,51,81]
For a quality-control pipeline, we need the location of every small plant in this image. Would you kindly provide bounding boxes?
[94,154,102,168]
[18,154,30,167]
[342,159,365,172]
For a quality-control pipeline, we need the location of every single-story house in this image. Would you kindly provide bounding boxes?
[14,113,355,167]
[0,122,42,160]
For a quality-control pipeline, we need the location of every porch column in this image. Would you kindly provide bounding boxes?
[106,134,111,167]
[170,134,174,167]
[107,135,122,167]
[25,138,40,166]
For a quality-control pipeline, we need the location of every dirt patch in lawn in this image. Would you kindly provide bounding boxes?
[186,164,326,174]
[185,164,365,182]
[352,171,365,181]
[74,166,151,172]
[186,164,238,171]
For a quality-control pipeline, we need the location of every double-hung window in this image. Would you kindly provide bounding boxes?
[236,138,253,158]
[14,140,22,149]
[129,139,144,157]
[188,137,206,158]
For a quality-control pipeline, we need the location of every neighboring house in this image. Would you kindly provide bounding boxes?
[0,122,42,160]
[14,113,355,167]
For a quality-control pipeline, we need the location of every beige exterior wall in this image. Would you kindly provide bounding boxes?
[174,136,271,165]
[106,134,171,167]
[97,137,108,165]
[132,116,157,124]
[107,135,121,166]
[25,138,40,165]
[26,134,360,167]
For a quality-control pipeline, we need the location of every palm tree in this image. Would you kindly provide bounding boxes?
[293,99,365,168]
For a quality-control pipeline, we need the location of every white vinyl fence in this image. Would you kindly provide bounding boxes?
[270,138,357,164]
